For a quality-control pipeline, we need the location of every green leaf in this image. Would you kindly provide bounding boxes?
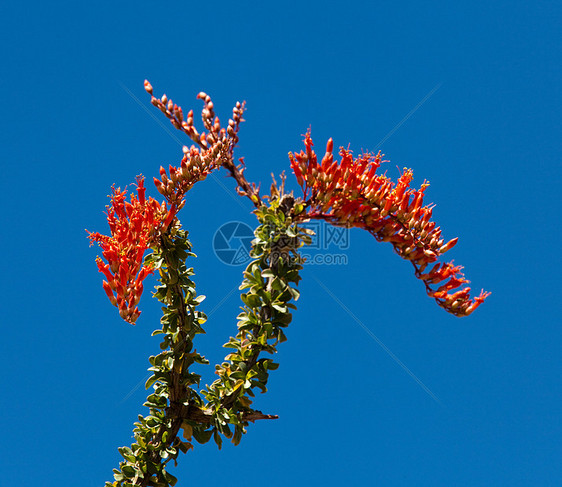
[213,428,223,450]
[121,465,136,478]
[288,286,300,300]
[272,303,287,313]
[163,470,178,486]
[145,375,157,390]
[192,427,213,445]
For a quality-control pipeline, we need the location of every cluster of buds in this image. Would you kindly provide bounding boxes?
[145,80,260,207]
[289,132,490,317]
[88,177,168,323]
[153,142,225,223]
[145,80,244,154]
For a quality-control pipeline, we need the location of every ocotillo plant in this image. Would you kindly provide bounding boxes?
[88,80,490,486]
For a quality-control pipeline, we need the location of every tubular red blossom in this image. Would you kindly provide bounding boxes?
[290,132,490,317]
[102,280,117,306]
[464,289,491,315]
[135,176,146,205]
[88,177,167,324]
[163,204,177,231]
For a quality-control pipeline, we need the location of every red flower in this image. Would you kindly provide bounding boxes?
[289,132,490,317]
[88,176,168,323]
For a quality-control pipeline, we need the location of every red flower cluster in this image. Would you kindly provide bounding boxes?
[289,133,490,317]
[89,84,248,324]
[88,177,168,323]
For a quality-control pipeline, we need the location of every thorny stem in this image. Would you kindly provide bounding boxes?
[220,156,261,207]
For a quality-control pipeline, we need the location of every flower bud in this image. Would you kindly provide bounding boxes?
[169,166,178,183]
[439,237,458,254]
[153,177,166,195]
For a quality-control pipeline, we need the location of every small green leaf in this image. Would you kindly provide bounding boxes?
[193,427,213,444]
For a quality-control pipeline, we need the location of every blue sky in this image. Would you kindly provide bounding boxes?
[1,1,561,485]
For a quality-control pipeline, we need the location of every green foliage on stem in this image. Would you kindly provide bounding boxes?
[107,228,208,487]
[106,196,310,486]
[201,195,309,448]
